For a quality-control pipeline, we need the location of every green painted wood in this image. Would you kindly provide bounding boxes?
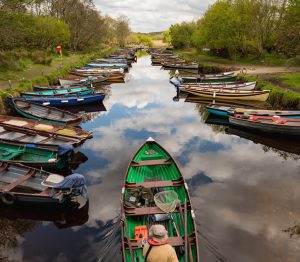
[123,140,199,262]
[0,142,64,169]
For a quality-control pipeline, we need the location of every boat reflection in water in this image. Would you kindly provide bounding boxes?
[0,200,89,229]
[226,126,300,157]
[63,102,107,123]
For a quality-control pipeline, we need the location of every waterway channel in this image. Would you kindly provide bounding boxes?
[1,55,300,262]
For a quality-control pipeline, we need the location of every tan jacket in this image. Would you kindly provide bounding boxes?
[143,243,179,262]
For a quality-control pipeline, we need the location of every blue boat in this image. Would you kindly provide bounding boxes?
[85,63,128,70]
[206,104,236,117]
[21,86,94,98]
[22,94,105,107]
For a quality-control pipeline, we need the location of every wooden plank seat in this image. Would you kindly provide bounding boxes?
[124,236,196,249]
[131,158,172,167]
[125,178,184,189]
[124,203,191,216]
[1,169,36,192]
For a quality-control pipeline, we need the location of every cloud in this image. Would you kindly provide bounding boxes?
[94,0,216,32]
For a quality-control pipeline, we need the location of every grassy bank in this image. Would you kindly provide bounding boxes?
[243,75,300,109]
[0,48,116,113]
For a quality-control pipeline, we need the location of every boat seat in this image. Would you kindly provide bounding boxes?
[125,236,196,249]
[124,203,191,216]
[1,169,35,192]
[131,159,172,167]
[125,178,184,189]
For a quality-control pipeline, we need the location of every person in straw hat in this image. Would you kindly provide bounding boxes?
[143,224,178,262]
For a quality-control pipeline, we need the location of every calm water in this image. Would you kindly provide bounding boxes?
[1,56,300,262]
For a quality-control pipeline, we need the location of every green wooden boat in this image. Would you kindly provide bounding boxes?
[0,141,67,169]
[121,138,200,262]
[21,86,94,98]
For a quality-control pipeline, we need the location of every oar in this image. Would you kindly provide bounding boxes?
[178,201,194,262]
[184,200,188,262]
[121,204,134,262]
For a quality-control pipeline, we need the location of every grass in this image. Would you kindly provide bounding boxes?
[0,48,116,113]
[0,54,83,87]
[279,73,300,89]
[243,75,300,109]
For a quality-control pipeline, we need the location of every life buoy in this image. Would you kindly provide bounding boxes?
[1,192,16,205]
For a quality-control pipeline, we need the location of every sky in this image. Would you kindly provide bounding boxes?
[94,0,215,33]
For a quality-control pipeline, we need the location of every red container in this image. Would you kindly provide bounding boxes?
[134,225,148,240]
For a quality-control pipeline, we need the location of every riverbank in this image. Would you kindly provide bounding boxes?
[175,49,300,109]
[0,48,116,112]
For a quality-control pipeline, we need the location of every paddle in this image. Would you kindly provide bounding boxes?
[184,200,188,262]
[178,200,194,262]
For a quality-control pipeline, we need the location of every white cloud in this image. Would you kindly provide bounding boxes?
[94,0,216,32]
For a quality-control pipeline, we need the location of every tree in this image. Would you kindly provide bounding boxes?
[115,15,130,47]
[169,21,196,48]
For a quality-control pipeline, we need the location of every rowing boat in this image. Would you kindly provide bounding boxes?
[85,63,129,70]
[21,93,105,107]
[178,82,256,91]
[121,137,200,262]
[58,75,108,87]
[0,141,67,169]
[0,114,92,142]
[162,62,199,70]
[0,162,87,205]
[229,114,300,135]
[206,104,300,118]
[9,97,82,126]
[181,72,237,83]
[184,87,270,102]
[21,86,94,98]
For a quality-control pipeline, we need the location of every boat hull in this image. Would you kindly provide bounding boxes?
[121,139,200,262]
[229,116,300,136]
[23,94,105,107]
[185,89,270,102]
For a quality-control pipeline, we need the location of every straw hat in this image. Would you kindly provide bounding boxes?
[149,224,168,242]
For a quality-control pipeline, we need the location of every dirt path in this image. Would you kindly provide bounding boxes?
[202,60,300,75]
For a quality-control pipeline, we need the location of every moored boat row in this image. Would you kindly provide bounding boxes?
[152,47,300,137]
[1,47,137,207]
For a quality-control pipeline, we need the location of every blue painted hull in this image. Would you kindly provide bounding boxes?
[23,94,105,107]
[85,63,128,70]
[207,108,229,117]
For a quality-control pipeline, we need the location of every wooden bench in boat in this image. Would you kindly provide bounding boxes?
[124,203,191,216]
[131,158,172,167]
[124,235,196,249]
[1,169,36,192]
[125,178,184,189]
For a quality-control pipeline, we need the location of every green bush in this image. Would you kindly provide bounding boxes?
[30,51,52,65]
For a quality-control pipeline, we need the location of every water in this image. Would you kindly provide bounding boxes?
[1,55,300,262]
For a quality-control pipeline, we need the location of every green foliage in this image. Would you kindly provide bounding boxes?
[168,0,300,59]
[0,10,70,50]
[30,51,52,65]
[169,22,196,48]
[279,73,300,89]
[244,75,300,109]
